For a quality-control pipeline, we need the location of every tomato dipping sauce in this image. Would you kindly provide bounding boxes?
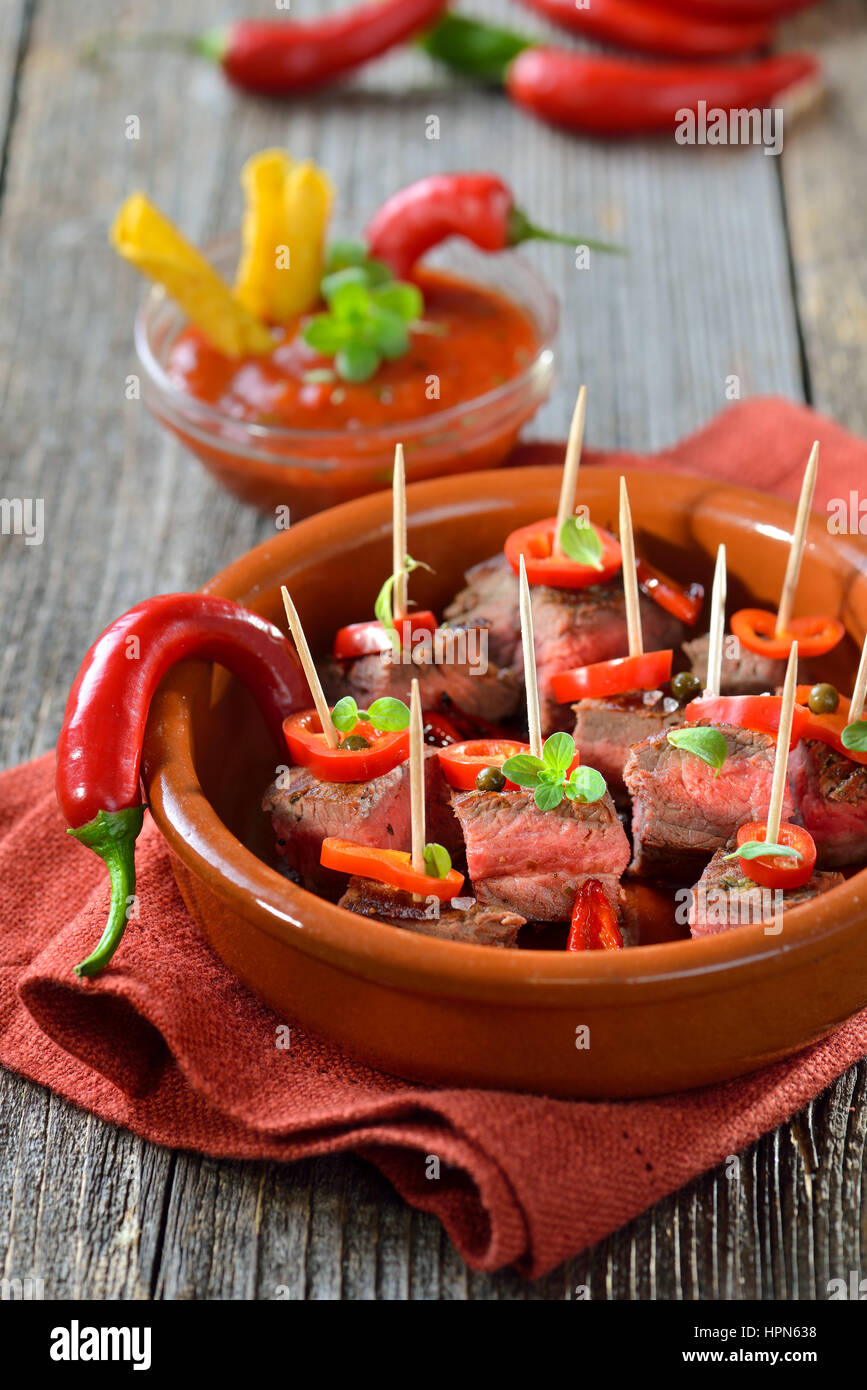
[165,269,539,430]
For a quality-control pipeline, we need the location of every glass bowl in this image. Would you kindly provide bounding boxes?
[135,235,558,519]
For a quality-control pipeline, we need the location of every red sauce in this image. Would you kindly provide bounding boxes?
[165,269,539,431]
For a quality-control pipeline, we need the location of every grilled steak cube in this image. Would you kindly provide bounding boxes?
[683,631,805,696]
[571,691,683,804]
[623,722,797,879]
[688,846,843,937]
[443,553,520,669]
[450,786,630,921]
[263,749,460,896]
[789,738,867,868]
[321,624,521,725]
[338,876,525,947]
[527,580,686,735]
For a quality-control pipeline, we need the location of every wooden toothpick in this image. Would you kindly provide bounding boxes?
[776,441,819,636]
[849,632,867,723]
[766,641,798,846]
[519,555,543,759]
[706,544,727,698]
[280,585,339,748]
[553,385,587,555]
[619,476,643,658]
[409,677,425,876]
[392,442,408,623]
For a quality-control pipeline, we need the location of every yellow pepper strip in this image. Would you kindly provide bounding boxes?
[235,149,334,323]
[111,194,274,359]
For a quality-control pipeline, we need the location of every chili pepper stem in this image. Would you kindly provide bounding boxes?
[506,206,624,256]
[69,806,145,978]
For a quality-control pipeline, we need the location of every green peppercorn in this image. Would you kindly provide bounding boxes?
[807,682,839,715]
[339,734,371,751]
[475,765,506,793]
[671,670,702,704]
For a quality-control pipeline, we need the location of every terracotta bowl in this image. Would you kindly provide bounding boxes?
[141,453,867,1098]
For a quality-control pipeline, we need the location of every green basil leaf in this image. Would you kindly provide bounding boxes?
[371,281,425,322]
[331,696,359,734]
[329,280,372,319]
[321,266,371,302]
[724,841,803,862]
[371,309,410,361]
[500,753,546,788]
[559,517,604,571]
[534,781,564,811]
[325,239,368,274]
[567,766,607,803]
[302,314,351,354]
[363,259,395,288]
[538,767,561,785]
[423,843,452,879]
[841,719,867,753]
[666,726,727,775]
[336,341,381,382]
[542,731,575,773]
[367,697,410,732]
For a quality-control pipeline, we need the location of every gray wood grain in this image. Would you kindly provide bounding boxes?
[1,0,866,1300]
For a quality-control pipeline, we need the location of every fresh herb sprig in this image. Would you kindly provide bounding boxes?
[374,554,433,635]
[423,843,453,879]
[724,841,803,863]
[331,695,410,735]
[559,516,604,570]
[842,720,867,753]
[502,732,607,811]
[666,726,727,775]
[303,240,425,384]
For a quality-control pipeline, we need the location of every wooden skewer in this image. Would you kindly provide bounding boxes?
[552,385,587,556]
[776,440,819,636]
[392,442,408,622]
[519,555,543,759]
[280,585,339,748]
[409,677,425,876]
[849,632,867,723]
[619,476,643,658]
[706,544,727,698]
[766,641,798,846]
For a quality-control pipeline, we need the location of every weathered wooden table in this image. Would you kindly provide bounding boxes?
[1,0,866,1300]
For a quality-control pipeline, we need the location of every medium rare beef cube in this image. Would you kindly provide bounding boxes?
[623,722,796,879]
[442,553,520,669]
[683,631,807,696]
[321,625,521,725]
[571,691,683,804]
[338,877,525,947]
[789,739,867,868]
[450,786,630,921]
[688,846,843,937]
[263,750,460,896]
[528,582,686,735]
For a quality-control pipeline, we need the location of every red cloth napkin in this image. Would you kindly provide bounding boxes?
[3,397,866,1279]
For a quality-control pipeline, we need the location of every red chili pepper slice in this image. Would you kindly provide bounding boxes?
[517,0,773,60]
[322,837,465,900]
[504,517,622,590]
[731,609,845,661]
[437,739,533,791]
[734,821,816,891]
[685,695,809,751]
[333,611,438,660]
[284,710,409,782]
[795,685,867,767]
[552,650,673,703]
[567,879,624,951]
[56,593,305,977]
[636,559,704,626]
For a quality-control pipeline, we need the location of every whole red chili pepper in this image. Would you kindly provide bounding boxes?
[86,0,448,96]
[567,880,624,952]
[421,15,819,137]
[365,172,621,279]
[517,0,774,60]
[57,594,304,977]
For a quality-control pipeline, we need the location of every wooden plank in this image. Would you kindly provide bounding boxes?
[0,0,862,1302]
[780,0,867,433]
